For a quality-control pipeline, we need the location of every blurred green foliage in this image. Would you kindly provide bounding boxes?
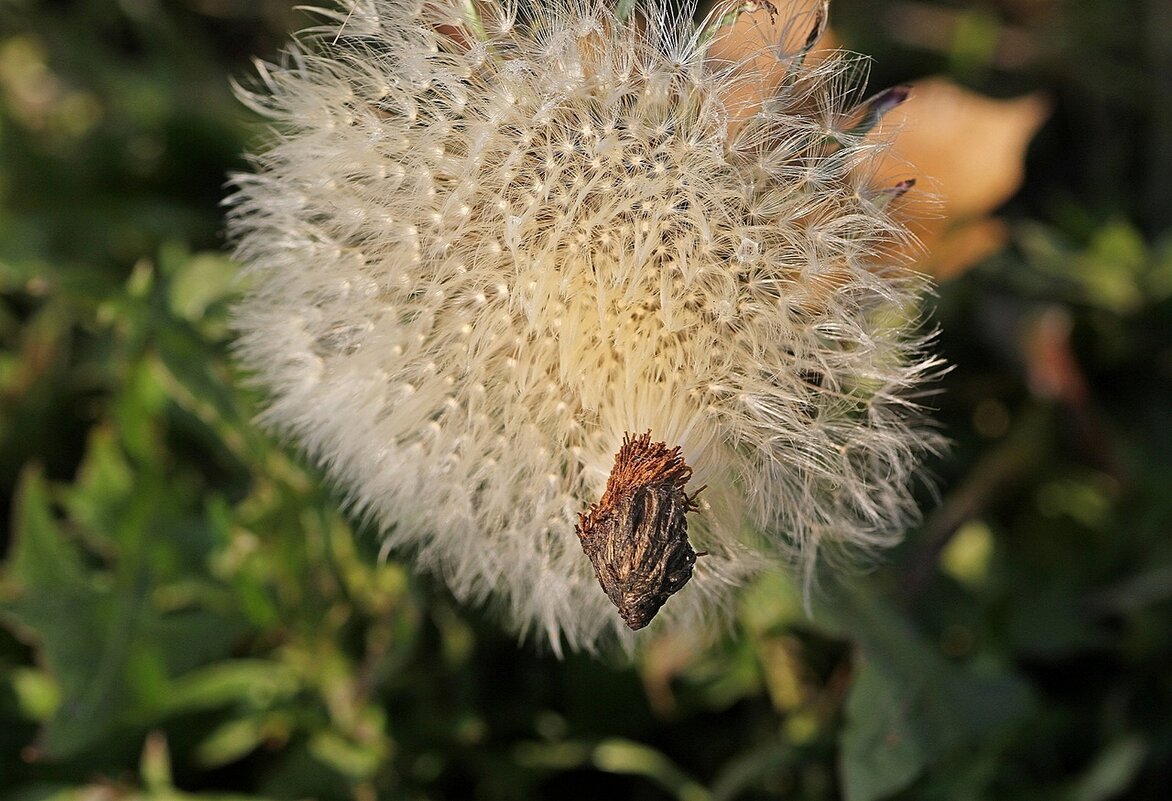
[1,0,1171,799]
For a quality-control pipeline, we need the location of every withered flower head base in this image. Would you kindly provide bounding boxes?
[576,432,704,630]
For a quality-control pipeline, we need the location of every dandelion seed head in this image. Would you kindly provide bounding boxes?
[229,0,942,653]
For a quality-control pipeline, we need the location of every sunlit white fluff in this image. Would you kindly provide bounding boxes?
[228,0,941,653]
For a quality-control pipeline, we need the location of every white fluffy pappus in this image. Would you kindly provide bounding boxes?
[228,0,943,653]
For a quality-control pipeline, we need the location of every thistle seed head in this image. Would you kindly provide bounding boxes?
[228,0,942,653]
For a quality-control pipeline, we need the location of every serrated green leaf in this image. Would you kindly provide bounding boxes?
[60,426,134,541]
[0,463,246,758]
[1,468,88,594]
[0,468,133,757]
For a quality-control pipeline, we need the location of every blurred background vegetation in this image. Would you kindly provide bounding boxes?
[1,0,1170,799]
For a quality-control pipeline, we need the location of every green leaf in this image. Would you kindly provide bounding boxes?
[0,468,129,757]
[1069,735,1148,801]
[165,249,238,324]
[0,461,246,758]
[709,736,793,801]
[195,714,277,769]
[59,426,135,544]
[591,738,711,801]
[161,659,300,714]
[308,729,389,782]
[840,664,925,801]
[8,667,62,722]
[822,585,1034,801]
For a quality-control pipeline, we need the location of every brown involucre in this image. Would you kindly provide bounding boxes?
[576,432,703,630]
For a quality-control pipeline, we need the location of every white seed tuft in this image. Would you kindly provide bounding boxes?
[228,0,942,654]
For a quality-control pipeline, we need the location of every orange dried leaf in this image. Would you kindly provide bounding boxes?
[705,5,1048,279]
[877,78,1049,278]
[704,0,839,132]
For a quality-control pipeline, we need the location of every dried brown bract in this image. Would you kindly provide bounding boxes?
[576,432,703,630]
